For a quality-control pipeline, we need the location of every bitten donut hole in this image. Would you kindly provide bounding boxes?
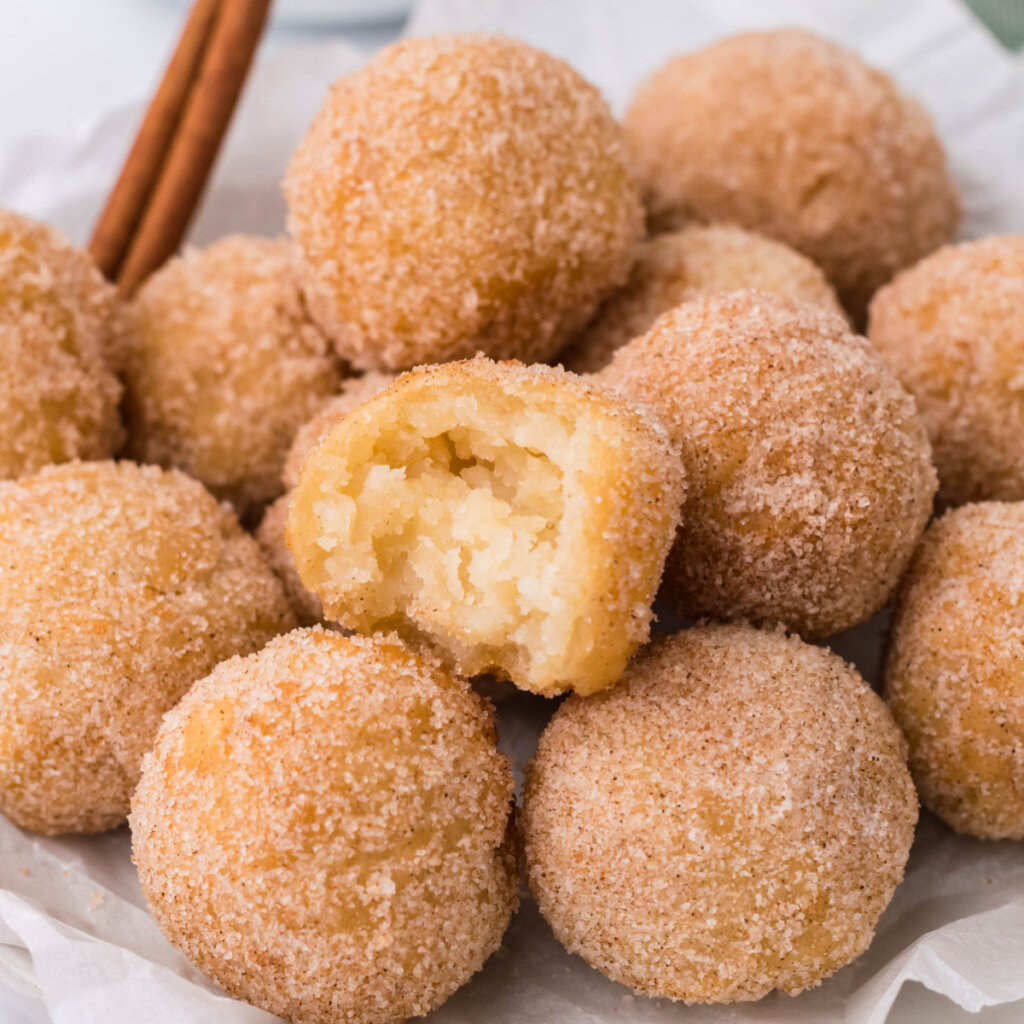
[308,393,579,683]
[290,359,684,697]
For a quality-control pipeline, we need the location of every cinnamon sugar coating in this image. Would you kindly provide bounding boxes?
[0,209,123,478]
[131,628,518,1024]
[282,370,397,491]
[0,461,295,835]
[886,502,1024,839]
[522,624,917,1003]
[560,223,843,373]
[624,30,959,321]
[122,236,343,520]
[285,34,643,370]
[868,236,1024,507]
[597,290,937,638]
[287,358,684,696]
[256,494,324,626]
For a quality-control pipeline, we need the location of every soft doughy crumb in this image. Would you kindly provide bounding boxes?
[597,290,937,638]
[282,371,397,491]
[256,494,324,626]
[522,623,917,1003]
[0,208,123,477]
[285,34,643,370]
[0,461,296,835]
[131,628,518,1024]
[122,236,344,520]
[886,502,1024,839]
[287,358,684,696]
[624,30,959,321]
[868,236,1024,507]
[560,223,844,373]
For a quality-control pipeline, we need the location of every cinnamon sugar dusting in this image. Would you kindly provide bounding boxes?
[131,628,517,1024]
[0,460,295,835]
[285,34,643,369]
[522,623,917,1002]
[0,208,123,478]
[869,235,1024,506]
[624,30,959,320]
[598,290,937,638]
[560,223,843,373]
[886,502,1024,839]
[122,235,343,521]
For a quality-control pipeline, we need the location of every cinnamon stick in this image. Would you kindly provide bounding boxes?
[111,0,274,296]
[88,0,222,280]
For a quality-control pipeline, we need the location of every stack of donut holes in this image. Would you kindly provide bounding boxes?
[0,25,1020,1024]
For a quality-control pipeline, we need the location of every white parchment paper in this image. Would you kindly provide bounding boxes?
[1,1,1023,1022]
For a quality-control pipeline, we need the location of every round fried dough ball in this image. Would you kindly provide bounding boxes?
[285,34,643,370]
[624,30,959,321]
[0,461,296,835]
[0,209,123,478]
[287,358,684,696]
[886,502,1024,839]
[282,370,397,490]
[256,494,324,626]
[522,624,917,1003]
[597,290,937,638]
[868,236,1024,507]
[132,628,518,1024]
[123,236,343,520]
[561,223,843,373]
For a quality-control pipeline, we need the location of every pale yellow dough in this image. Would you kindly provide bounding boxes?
[287,358,684,696]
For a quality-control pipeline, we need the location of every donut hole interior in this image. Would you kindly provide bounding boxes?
[309,390,582,681]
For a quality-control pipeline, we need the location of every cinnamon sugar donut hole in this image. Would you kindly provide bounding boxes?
[123,236,343,521]
[868,236,1024,507]
[132,628,518,1024]
[522,624,917,1003]
[597,290,937,638]
[560,224,843,373]
[624,30,959,321]
[886,502,1024,839]
[0,461,295,835]
[287,358,684,696]
[0,209,122,478]
[285,34,643,370]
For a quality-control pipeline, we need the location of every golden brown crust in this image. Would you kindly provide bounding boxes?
[282,370,397,490]
[131,628,518,1024]
[522,623,917,1003]
[0,208,123,478]
[598,290,937,638]
[868,236,1024,507]
[0,460,296,835]
[886,502,1024,839]
[624,30,959,321]
[122,236,343,520]
[287,357,684,696]
[285,34,643,369]
[560,223,843,373]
